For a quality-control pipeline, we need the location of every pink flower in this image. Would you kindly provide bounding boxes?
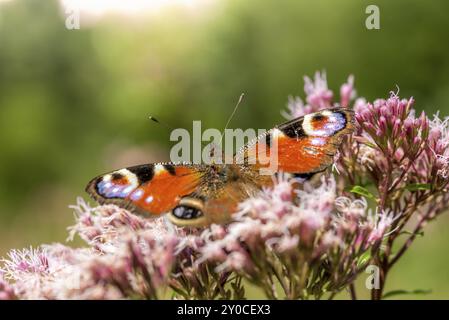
[0,276,16,300]
[366,211,399,245]
[284,72,353,119]
[1,247,50,278]
[219,251,252,272]
[340,75,355,107]
[283,96,313,119]
[276,235,300,253]
[197,240,227,262]
[428,114,449,179]
[304,71,334,109]
[335,197,368,220]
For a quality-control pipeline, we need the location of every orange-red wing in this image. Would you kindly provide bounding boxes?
[86,164,205,217]
[236,108,355,174]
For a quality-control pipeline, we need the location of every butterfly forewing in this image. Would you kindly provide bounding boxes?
[236,108,355,175]
[86,163,205,217]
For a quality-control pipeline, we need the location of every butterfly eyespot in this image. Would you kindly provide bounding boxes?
[111,172,125,180]
[172,205,204,220]
[312,114,326,123]
[167,197,208,227]
[303,110,347,136]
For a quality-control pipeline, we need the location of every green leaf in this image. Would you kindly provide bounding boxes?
[349,185,377,201]
[405,183,432,192]
[357,251,372,268]
[382,289,432,299]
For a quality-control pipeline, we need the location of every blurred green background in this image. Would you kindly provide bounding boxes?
[0,0,448,299]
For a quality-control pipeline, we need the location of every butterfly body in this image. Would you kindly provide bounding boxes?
[86,108,354,227]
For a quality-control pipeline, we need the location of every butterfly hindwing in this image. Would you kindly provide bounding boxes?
[166,164,267,227]
[168,180,249,227]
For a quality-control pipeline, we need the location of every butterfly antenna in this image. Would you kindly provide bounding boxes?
[149,115,176,132]
[220,93,245,145]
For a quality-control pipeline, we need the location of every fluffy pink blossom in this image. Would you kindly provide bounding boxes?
[283,71,349,119]
[0,276,16,300]
[340,75,355,108]
[304,71,334,108]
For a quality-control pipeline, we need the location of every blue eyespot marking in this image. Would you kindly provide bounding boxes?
[96,180,134,199]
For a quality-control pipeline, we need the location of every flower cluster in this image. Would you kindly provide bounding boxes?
[285,71,449,299]
[283,71,355,119]
[199,175,392,299]
[1,71,449,300]
[0,200,242,300]
[344,95,449,299]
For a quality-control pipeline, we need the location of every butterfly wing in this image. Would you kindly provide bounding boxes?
[85,163,205,217]
[235,107,355,175]
[86,162,256,227]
